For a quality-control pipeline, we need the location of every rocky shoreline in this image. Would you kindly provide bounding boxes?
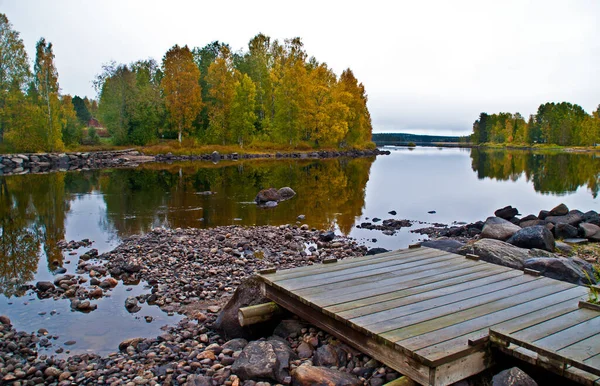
[0,148,389,176]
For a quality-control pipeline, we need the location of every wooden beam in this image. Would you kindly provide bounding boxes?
[238,302,283,326]
[383,376,418,386]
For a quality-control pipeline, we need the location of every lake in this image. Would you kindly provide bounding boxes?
[0,147,599,355]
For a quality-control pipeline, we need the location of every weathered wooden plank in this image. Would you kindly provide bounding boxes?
[430,350,491,386]
[371,277,553,336]
[336,269,521,320]
[294,257,477,298]
[584,353,600,370]
[558,333,600,362]
[262,283,433,385]
[308,263,500,309]
[509,308,600,343]
[534,316,600,352]
[408,287,586,364]
[264,247,441,281]
[276,252,458,291]
[351,273,537,327]
[328,264,513,315]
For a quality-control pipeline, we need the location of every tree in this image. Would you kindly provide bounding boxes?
[72,95,91,125]
[60,94,82,146]
[338,69,372,146]
[96,62,136,144]
[206,46,237,144]
[161,45,202,143]
[0,13,31,143]
[34,38,63,151]
[230,73,257,146]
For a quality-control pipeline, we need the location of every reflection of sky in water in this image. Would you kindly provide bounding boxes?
[1,147,598,355]
[349,147,599,251]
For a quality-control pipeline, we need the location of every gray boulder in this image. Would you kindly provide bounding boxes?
[506,226,555,252]
[480,217,521,241]
[35,281,55,292]
[583,210,600,226]
[494,206,518,220]
[492,367,537,386]
[538,210,549,220]
[278,187,296,200]
[546,211,583,226]
[519,219,547,228]
[458,239,530,270]
[580,223,600,241]
[232,339,296,383]
[420,239,465,254]
[255,188,281,203]
[366,247,390,256]
[554,223,579,239]
[548,203,569,216]
[524,257,595,285]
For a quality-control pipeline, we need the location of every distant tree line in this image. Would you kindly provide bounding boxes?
[0,14,100,152]
[95,35,373,148]
[471,102,600,146]
[372,133,464,144]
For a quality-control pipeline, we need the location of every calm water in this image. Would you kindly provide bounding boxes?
[0,147,599,355]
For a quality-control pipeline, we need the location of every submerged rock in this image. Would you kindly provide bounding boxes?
[255,188,280,203]
[278,187,296,200]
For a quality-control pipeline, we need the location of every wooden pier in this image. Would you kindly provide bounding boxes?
[258,246,600,386]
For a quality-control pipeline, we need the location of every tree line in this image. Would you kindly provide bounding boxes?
[96,36,373,148]
[471,102,600,146]
[0,13,373,152]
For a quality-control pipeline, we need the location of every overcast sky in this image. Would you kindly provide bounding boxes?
[2,0,599,135]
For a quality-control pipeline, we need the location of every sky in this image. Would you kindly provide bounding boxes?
[2,0,599,135]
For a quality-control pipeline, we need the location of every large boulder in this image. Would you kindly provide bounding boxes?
[519,219,548,228]
[580,223,600,241]
[458,239,530,270]
[554,223,579,240]
[492,367,537,386]
[278,187,296,200]
[506,226,555,252]
[231,339,296,383]
[583,210,600,226]
[546,210,583,226]
[494,206,518,220]
[291,365,362,386]
[480,217,521,241]
[215,276,283,340]
[312,344,348,367]
[420,239,465,254]
[524,257,595,285]
[548,203,569,216]
[255,188,281,204]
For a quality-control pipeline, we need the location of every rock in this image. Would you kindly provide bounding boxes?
[211,151,220,162]
[366,248,390,256]
[0,315,11,325]
[44,366,62,378]
[458,239,530,270]
[546,211,583,226]
[519,219,547,228]
[506,226,555,252]
[223,338,248,351]
[519,214,538,224]
[480,217,521,241]
[563,238,588,245]
[491,367,537,386]
[313,344,343,367]
[524,257,595,285]
[125,296,141,313]
[538,210,549,220]
[255,188,280,203]
[555,241,574,255]
[549,203,569,216]
[263,201,278,208]
[36,281,56,292]
[297,342,314,358]
[215,276,279,340]
[185,374,212,386]
[297,214,305,221]
[494,206,518,220]
[278,187,296,200]
[580,223,600,241]
[291,365,362,386]
[319,231,335,242]
[232,340,295,383]
[420,239,465,254]
[554,223,579,239]
[273,319,308,339]
[388,210,397,215]
[583,210,600,226]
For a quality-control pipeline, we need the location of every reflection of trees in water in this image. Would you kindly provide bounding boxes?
[470,149,600,198]
[0,174,69,297]
[99,157,375,236]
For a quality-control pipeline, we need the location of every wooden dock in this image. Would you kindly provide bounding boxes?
[258,246,600,386]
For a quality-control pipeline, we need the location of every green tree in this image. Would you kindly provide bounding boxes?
[34,38,63,151]
[72,95,91,125]
[161,44,202,143]
[206,46,237,144]
[60,94,82,146]
[230,73,257,146]
[0,13,31,144]
[96,62,136,144]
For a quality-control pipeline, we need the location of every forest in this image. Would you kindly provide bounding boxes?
[0,13,373,153]
[470,102,600,147]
